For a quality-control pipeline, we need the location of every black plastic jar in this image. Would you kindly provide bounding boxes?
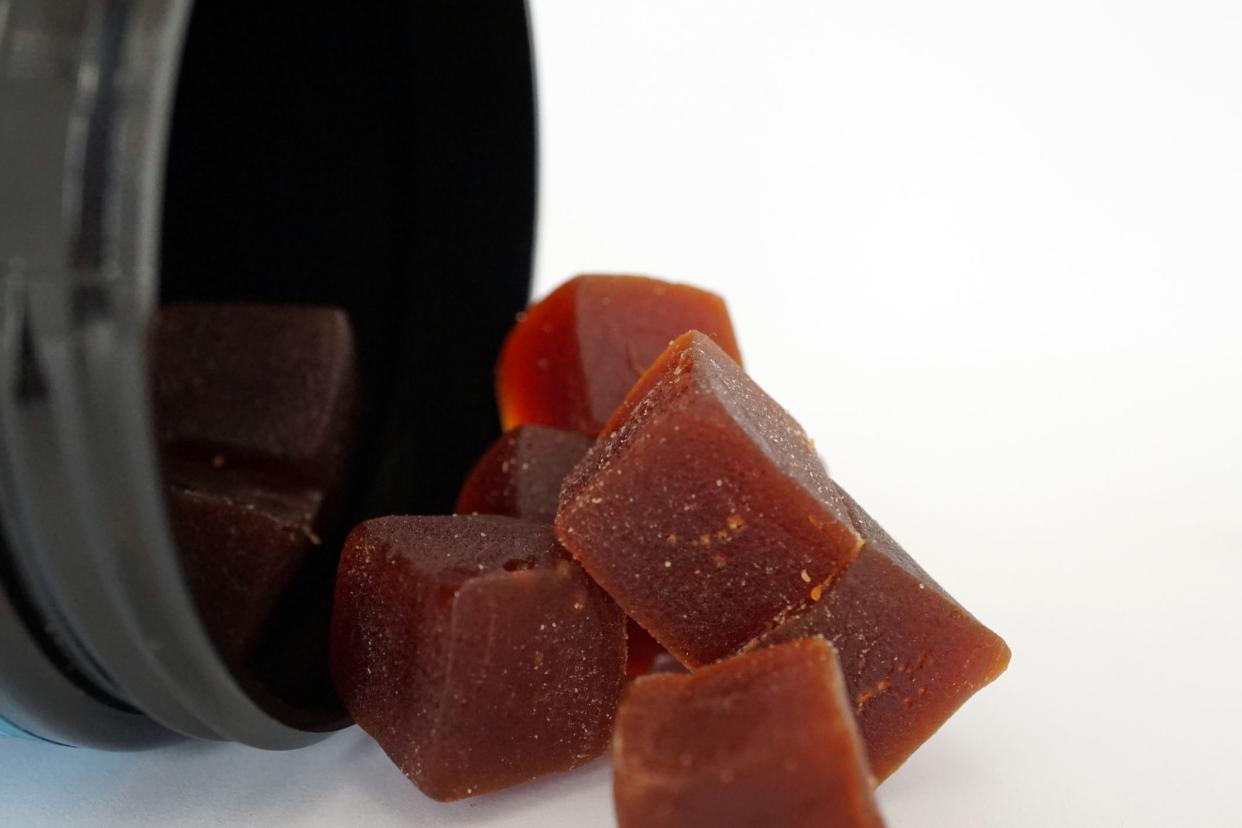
[0,0,535,750]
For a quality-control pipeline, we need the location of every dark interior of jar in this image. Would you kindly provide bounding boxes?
[158,1,535,730]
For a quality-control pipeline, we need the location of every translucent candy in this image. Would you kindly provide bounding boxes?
[497,275,742,436]
[624,623,667,679]
[330,515,626,801]
[556,331,862,666]
[613,638,886,828]
[752,482,1011,780]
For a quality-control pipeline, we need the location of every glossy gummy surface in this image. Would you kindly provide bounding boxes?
[497,275,742,436]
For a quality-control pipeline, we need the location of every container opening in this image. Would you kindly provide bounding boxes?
[156,0,535,730]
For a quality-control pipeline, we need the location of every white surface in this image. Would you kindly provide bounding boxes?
[4,1,1242,825]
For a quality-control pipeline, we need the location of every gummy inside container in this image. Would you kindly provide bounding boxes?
[155,0,534,729]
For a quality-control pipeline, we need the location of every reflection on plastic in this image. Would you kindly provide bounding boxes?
[0,713,39,741]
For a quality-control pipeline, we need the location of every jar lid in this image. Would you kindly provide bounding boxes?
[0,0,535,749]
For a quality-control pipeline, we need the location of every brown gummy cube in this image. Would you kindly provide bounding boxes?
[329,515,626,801]
[556,331,862,667]
[153,303,357,486]
[752,481,1011,781]
[496,275,742,436]
[613,638,886,828]
[454,424,595,522]
[165,472,323,665]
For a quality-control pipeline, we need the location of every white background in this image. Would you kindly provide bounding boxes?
[4,1,1242,825]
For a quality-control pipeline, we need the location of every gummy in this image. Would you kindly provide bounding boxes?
[153,303,357,487]
[497,275,741,436]
[153,304,358,668]
[165,466,323,665]
[613,638,886,828]
[556,331,862,666]
[330,515,626,801]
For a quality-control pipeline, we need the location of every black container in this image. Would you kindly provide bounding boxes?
[0,0,536,749]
